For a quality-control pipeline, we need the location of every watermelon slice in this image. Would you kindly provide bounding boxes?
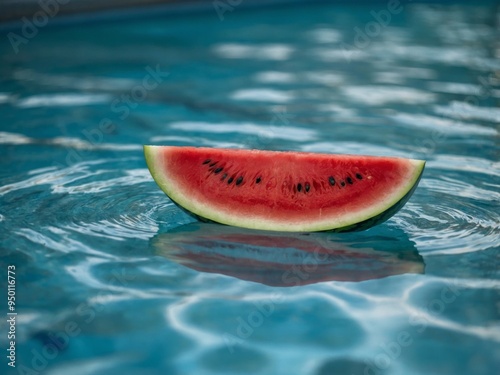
[144,146,425,232]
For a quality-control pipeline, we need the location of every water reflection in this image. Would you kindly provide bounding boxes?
[152,223,424,286]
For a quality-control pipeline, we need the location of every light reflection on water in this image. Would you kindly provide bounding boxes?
[1,2,499,375]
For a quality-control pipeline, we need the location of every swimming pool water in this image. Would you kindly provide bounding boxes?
[1,1,499,374]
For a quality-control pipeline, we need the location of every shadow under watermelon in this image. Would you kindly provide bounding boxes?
[151,223,424,287]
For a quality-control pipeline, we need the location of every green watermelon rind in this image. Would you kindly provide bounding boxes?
[144,146,425,232]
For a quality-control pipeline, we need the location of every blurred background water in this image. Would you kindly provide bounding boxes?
[0,1,499,374]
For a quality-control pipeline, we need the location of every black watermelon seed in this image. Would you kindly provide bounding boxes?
[235,176,243,186]
[209,161,217,167]
[221,173,227,181]
[297,183,302,192]
[214,167,223,174]
[329,176,335,186]
[347,176,353,185]
[305,183,310,192]
[202,159,211,165]
[227,176,234,184]
[341,181,346,187]
[356,173,363,180]
[256,176,262,184]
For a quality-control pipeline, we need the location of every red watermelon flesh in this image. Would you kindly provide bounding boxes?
[144,146,425,232]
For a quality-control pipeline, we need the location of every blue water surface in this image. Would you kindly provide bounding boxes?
[1,1,499,374]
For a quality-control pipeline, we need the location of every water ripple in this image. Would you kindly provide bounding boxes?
[230,88,294,103]
[390,113,497,136]
[253,71,296,84]
[342,86,436,105]
[213,43,294,60]
[167,121,316,142]
[0,131,142,152]
[15,93,111,108]
[434,101,500,123]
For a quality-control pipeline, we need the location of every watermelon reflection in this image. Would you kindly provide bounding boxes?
[152,223,424,286]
